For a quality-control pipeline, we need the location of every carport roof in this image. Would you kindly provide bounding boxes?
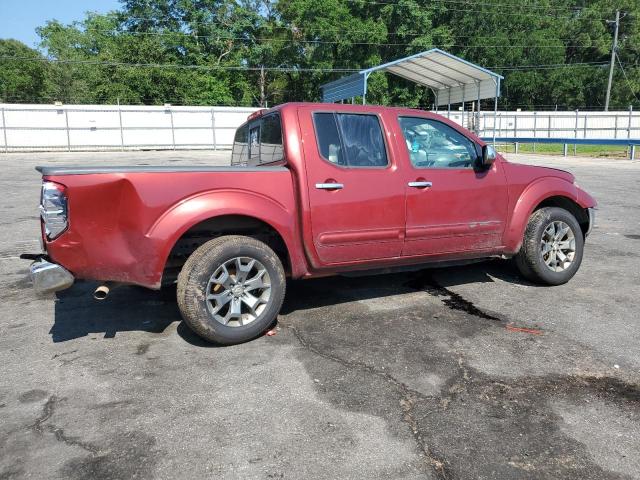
[321,48,503,106]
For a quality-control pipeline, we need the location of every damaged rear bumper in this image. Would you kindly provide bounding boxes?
[28,258,74,294]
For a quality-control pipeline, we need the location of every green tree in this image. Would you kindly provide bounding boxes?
[1,0,638,109]
[0,39,49,102]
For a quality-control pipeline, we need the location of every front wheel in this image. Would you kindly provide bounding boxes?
[177,235,286,345]
[514,207,585,285]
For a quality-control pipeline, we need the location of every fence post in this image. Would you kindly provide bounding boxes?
[574,109,579,155]
[169,107,176,150]
[629,105,634,159]
[532,112,537,152]
[210,108,217,150]
[548,114,552,138]
[118,102,125,151]
[65,108,71,152]
[614,112,619,139]
[1,107,7,153]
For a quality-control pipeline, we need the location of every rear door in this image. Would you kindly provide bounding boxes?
[298,107,406,265]
[396,115,508,257]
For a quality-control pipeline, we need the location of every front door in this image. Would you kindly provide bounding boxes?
[298,107,406,265]
[395,115,508,257]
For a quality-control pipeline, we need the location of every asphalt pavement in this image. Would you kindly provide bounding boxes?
[0,150,638,480]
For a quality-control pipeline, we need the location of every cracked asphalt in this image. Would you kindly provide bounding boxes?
[0,150,639,480]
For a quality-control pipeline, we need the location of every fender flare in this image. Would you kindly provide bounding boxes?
[145,189,308,285]
[503,177,581,253]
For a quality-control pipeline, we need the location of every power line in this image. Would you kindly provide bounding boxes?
[342,0,591,13]
[0,56,360,72]
[493,62,609,71]
[119,2,611,23]
[0,56,618,72]
[80,27,597,49]
[616,53,640,104]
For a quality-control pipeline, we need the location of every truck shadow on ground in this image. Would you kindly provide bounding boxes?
[280,259,535,314]
[50,282,180,342]
[49,259,532,343]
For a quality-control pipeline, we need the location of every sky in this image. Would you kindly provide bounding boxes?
[0,0,121,49]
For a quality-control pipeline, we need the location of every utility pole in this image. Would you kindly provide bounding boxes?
[605,9,620,111]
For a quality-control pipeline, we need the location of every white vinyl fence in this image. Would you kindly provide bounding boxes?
[0,104,259,152]
[443,107,640,141]
[2,103,639,152]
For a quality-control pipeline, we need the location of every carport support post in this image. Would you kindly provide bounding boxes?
[492,80,498,145]
[362,72,370,105]
[476,81,481,135]
[461,84,466,129]
[447,89,451,119]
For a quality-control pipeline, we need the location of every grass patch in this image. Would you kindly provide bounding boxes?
[497,143,630,158]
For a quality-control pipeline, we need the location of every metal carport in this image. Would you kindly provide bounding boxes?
[320,48,503,137]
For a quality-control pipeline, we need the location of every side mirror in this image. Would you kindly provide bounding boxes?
[481,144,497,169]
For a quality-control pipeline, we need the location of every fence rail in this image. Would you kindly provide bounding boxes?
[438,106,639,141]
[0,104,259,152]
[2,103,640,154]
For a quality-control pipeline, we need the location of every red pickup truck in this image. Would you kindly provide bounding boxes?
[27,102,596,345]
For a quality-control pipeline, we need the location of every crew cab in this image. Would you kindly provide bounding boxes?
[26,103,596,345]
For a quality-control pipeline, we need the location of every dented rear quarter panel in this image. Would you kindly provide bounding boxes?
[43,169,302,288]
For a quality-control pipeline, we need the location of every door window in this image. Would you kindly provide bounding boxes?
[314,113,388,168]
[398,117,478,169]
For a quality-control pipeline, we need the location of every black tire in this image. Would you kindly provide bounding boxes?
[514,207,584,285]
[177,235,286,345]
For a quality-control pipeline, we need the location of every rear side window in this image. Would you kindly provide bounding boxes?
[313,112,388,168]
[260,114,284,164]
[231,124,248,165]
[231,113,284,166]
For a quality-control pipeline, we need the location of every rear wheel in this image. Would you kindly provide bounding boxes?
[514,207,584,285]
[177,235,286,345]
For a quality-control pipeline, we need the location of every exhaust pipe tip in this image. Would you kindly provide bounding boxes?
[93,284,110,300]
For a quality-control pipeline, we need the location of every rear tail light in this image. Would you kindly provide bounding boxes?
[40,181,68,240]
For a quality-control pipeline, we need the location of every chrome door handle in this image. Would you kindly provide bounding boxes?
[315,183,344,190]
[408,181,432,188]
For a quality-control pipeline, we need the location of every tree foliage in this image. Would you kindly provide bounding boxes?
[1,0,639,109]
